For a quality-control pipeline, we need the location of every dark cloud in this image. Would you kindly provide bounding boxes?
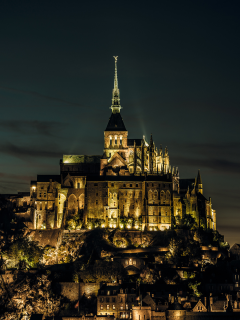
[0,142,63,160]
[179,142,240,158]
[0,120,65,137]
[171,155,240,175]
[0,86,83,107]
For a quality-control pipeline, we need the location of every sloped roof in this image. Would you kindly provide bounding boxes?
[105,112,127,131]
[37,175,61,183]
[127,139,142,146]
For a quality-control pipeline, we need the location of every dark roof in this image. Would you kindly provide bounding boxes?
[197,192,207,201]
[105,112,127,131]
[37,175,61,183]
[168,302,184,310]
[127,139,142,146]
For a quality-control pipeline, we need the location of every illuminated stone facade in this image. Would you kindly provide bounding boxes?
[30,57,217,231]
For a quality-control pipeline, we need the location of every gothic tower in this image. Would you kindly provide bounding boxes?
[103,57,128,161]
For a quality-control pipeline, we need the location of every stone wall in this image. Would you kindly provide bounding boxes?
[57,282,101,301]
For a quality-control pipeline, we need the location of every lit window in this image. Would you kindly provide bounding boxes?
[100,305,103,310]
[113,305,115,310]
[110,137,112,146]
[107,305,110,310]
[120,137,122,145]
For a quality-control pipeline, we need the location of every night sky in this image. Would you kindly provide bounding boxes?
[0,1,239,245]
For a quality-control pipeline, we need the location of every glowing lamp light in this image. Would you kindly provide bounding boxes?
[120,224,124,229]
[127,225,131,229]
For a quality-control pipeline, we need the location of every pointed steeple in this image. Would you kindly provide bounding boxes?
[150,133,153,146]
[196,169,202,185]
[159,145,163,156]
[111,56,121,114]
[196,169,203,195]
[165,146,168,156]
[105,57,126,131]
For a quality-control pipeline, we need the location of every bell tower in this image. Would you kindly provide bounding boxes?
[104,57,128,160]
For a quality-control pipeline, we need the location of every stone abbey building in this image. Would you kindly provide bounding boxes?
[30,57,216,231]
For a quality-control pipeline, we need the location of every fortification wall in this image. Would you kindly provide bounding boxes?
[57,282,101,301]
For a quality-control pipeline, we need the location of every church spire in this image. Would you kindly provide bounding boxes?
[111,56,121,113]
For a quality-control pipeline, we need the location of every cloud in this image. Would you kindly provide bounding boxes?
[171,155,240,175]
[0,86,83,107]
[0,142,63,160]
[0,120,65,137]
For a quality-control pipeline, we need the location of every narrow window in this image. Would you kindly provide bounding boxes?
[115,136,117,145]
[78,183,80,188]
[136,184,138,187]
[120,137,122,145]
[96,200,98,205]
[110,137,112,146]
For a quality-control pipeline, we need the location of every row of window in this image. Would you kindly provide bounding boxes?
[92,183,170,188]
[100,304,133,310]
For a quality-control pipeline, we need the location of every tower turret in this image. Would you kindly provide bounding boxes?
[164,146,170,173]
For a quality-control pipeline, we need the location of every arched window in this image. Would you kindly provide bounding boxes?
[79,194,85,209]
[166,191,171,202]
[120,136,122,145]
[68,194,77,213]
[160,191,165,204]
[148,190,153,202]
[109,136,112,146]
[115,135,117,145]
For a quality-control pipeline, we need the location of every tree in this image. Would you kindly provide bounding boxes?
[3,238,43,269]
[181,214,197,229]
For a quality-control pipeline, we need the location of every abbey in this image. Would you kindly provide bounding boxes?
[30,57,216,231]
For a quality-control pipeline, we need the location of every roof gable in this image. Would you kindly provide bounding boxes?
[192,300,207,312]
